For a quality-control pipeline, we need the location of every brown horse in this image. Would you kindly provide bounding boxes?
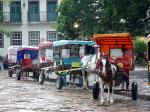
[97,56,116,104]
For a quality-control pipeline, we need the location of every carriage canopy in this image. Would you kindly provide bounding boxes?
[39,41,53,49]
[8,46,22,63]
[93,33,134,70]
[53,40,95,65]
[38,41,53,63]
[93,33,133,54]
[53,40,95,46]
[17,46,39,61]
[93,33,133,46]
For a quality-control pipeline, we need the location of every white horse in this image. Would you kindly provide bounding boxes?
[81,54,97,89]
[81,53,117,104]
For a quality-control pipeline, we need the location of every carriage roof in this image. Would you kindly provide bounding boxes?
[8,46,22,52]
[17,46,39,61]
[93,33,133,47]
[18,46,39,51]
[53,40,95,46]
[39,41,53,49]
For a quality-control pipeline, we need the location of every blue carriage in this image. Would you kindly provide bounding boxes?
[52,40,95,89]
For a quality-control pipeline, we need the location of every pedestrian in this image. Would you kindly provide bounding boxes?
[0,56,4,70]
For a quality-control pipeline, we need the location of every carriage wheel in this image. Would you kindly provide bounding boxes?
[39,72,45,84]
[79,77,83,87]
[131,82,138,100]
[92,82,99,99]
[16,72,21,80]
[8,69,12,77]
[56,76,63,89]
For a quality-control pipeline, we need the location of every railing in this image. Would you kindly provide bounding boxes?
[28,11,57,22]
[47,12,57,22]
[3,12,22,22]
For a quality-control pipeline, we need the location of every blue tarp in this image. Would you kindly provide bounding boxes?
[53,40,95,46]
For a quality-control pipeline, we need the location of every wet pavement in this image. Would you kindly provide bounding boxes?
[130,67,150,97]
[0,70,150,112]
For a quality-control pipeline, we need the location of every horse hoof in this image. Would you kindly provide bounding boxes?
[110,99,114,104]
[83,87,88,90]
[100,100,105,104]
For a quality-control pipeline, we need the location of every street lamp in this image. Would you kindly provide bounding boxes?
[73,23,80,39]
[74,22,79,29]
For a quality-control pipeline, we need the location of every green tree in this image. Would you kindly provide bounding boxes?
[134,37,147,53]
[134,37,147,65]
[57,0,150,39]
[97,0,150,35]
[57,0,101,39]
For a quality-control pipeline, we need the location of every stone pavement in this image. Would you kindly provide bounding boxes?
[129,66,150,100]
[0,70,150,112]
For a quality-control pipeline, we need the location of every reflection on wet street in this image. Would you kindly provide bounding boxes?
[0,70,150,112]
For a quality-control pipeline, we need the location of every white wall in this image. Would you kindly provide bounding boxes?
[0,0,60,57]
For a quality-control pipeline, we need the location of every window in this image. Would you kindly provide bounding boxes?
[0,1,3,11]
[28,1,39,22]
[47,1,57,21]
[10,1,21,22]
[47,31,57,41]
[110,49,123,59]
[29,31,40,46]
[11,32,22,46]
[0,1,3,22]
[0,33,4,48]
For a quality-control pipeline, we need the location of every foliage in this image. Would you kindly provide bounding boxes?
[57,0,101,39]
[97,0,150,35]
[134,37,147,53]
[57,0,150,39]
[135,57,147,66]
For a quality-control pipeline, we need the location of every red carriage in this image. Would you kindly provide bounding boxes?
[93,33,134,73]
[15,46,40,81]
[92,33,138,101]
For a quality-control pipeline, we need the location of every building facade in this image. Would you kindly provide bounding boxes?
[0,0,61,56]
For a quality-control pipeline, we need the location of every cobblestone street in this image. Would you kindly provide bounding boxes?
[0,70,150,112]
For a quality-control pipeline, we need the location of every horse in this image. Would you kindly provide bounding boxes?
[81,54,97,89]
[81,54,117,104]
[98,56,117,104]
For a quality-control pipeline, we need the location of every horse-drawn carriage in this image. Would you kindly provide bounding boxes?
[53,40,95,89]
[38,40,95,89]
[8,46,23,77]
[38,41,54,84]
[8,46,40,81]
[81,33,137,104]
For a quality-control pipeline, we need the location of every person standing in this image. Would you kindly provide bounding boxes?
[0,56,4,70]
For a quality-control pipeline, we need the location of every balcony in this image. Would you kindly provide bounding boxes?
[28,11,57,23]
[3,12,22,23]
